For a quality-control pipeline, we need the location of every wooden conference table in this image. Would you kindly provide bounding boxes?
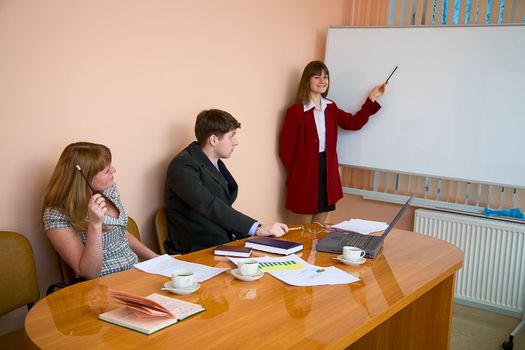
[25,227,463,349]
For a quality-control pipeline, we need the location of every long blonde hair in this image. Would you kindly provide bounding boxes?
[43,142,112,231]
[294,60,330,105]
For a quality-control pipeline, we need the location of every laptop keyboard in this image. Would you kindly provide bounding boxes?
[337,232,373,248]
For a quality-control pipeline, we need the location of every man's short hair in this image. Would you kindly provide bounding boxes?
[194,109,241,145]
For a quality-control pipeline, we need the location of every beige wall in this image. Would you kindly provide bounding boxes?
[0,0,359,333]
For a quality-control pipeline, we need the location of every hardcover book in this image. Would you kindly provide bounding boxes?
[244,237,303,255]
[214,244,252,257]
[99,290,204,334]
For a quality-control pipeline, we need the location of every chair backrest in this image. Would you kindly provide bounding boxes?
[0,231,40,315]
[154,208,168,254]
[127,216,141,241]
[58,254,76,286]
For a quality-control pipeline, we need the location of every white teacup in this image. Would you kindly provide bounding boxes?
[171,269,195,289]
[238,260,259,277]
[343,246,365,261]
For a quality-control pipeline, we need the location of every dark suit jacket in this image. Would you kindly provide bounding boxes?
[165,142,256,253]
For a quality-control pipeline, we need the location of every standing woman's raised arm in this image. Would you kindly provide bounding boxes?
[368,83,386,102]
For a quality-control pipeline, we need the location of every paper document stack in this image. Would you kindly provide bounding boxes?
[330,219,388,235]
[229,255,359,287]
[134,254,228,280]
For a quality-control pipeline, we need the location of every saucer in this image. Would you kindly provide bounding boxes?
[163,281,200,295]
[336,255,366,266]
[231,268,264,282]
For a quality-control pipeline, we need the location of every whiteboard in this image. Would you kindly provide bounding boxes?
[325,25,525,188]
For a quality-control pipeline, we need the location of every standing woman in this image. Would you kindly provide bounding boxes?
[43,142,158,279]
[279,61,386,224]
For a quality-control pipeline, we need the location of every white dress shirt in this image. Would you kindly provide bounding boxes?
[304,97,333,153]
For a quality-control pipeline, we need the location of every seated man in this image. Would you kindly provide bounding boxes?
[164,109,288,253]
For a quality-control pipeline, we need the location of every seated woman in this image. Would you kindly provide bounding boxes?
[43,142,158,279]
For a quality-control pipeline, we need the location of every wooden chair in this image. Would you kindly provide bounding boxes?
[0,231,40,348]
[154,208,168,254]
[46,215,142,295]
[126,215,141,241]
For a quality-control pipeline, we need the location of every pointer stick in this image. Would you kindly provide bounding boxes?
[385,65,398,84]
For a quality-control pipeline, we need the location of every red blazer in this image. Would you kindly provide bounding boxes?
[279,98,380,213]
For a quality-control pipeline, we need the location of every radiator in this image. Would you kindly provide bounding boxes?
[414,209,525,316]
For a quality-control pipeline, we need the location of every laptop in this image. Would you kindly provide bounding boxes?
[316,194,414,258]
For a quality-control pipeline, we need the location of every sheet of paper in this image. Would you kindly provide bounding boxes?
[330,218,388,234]
[134,254,228,282]
[228,255,359,286]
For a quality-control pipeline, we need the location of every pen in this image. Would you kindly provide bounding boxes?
[76,165,96,194]
[315,268,325,273]
[288,225,304,231]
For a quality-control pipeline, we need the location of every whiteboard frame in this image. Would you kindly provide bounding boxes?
[325,25,525,189]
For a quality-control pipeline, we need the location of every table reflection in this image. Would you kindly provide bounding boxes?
[197,278,229,319]
[47,281,110,336]
[282,285,313,319]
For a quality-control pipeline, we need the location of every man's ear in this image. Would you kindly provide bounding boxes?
[208,134,218,147]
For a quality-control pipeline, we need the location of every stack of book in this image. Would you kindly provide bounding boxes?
[244,237,303,255]
[214,244,252,258]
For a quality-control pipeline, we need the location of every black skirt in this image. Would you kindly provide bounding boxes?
[317,152,336,213]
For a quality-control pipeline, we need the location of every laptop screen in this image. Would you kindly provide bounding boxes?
[378,194,415,239]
